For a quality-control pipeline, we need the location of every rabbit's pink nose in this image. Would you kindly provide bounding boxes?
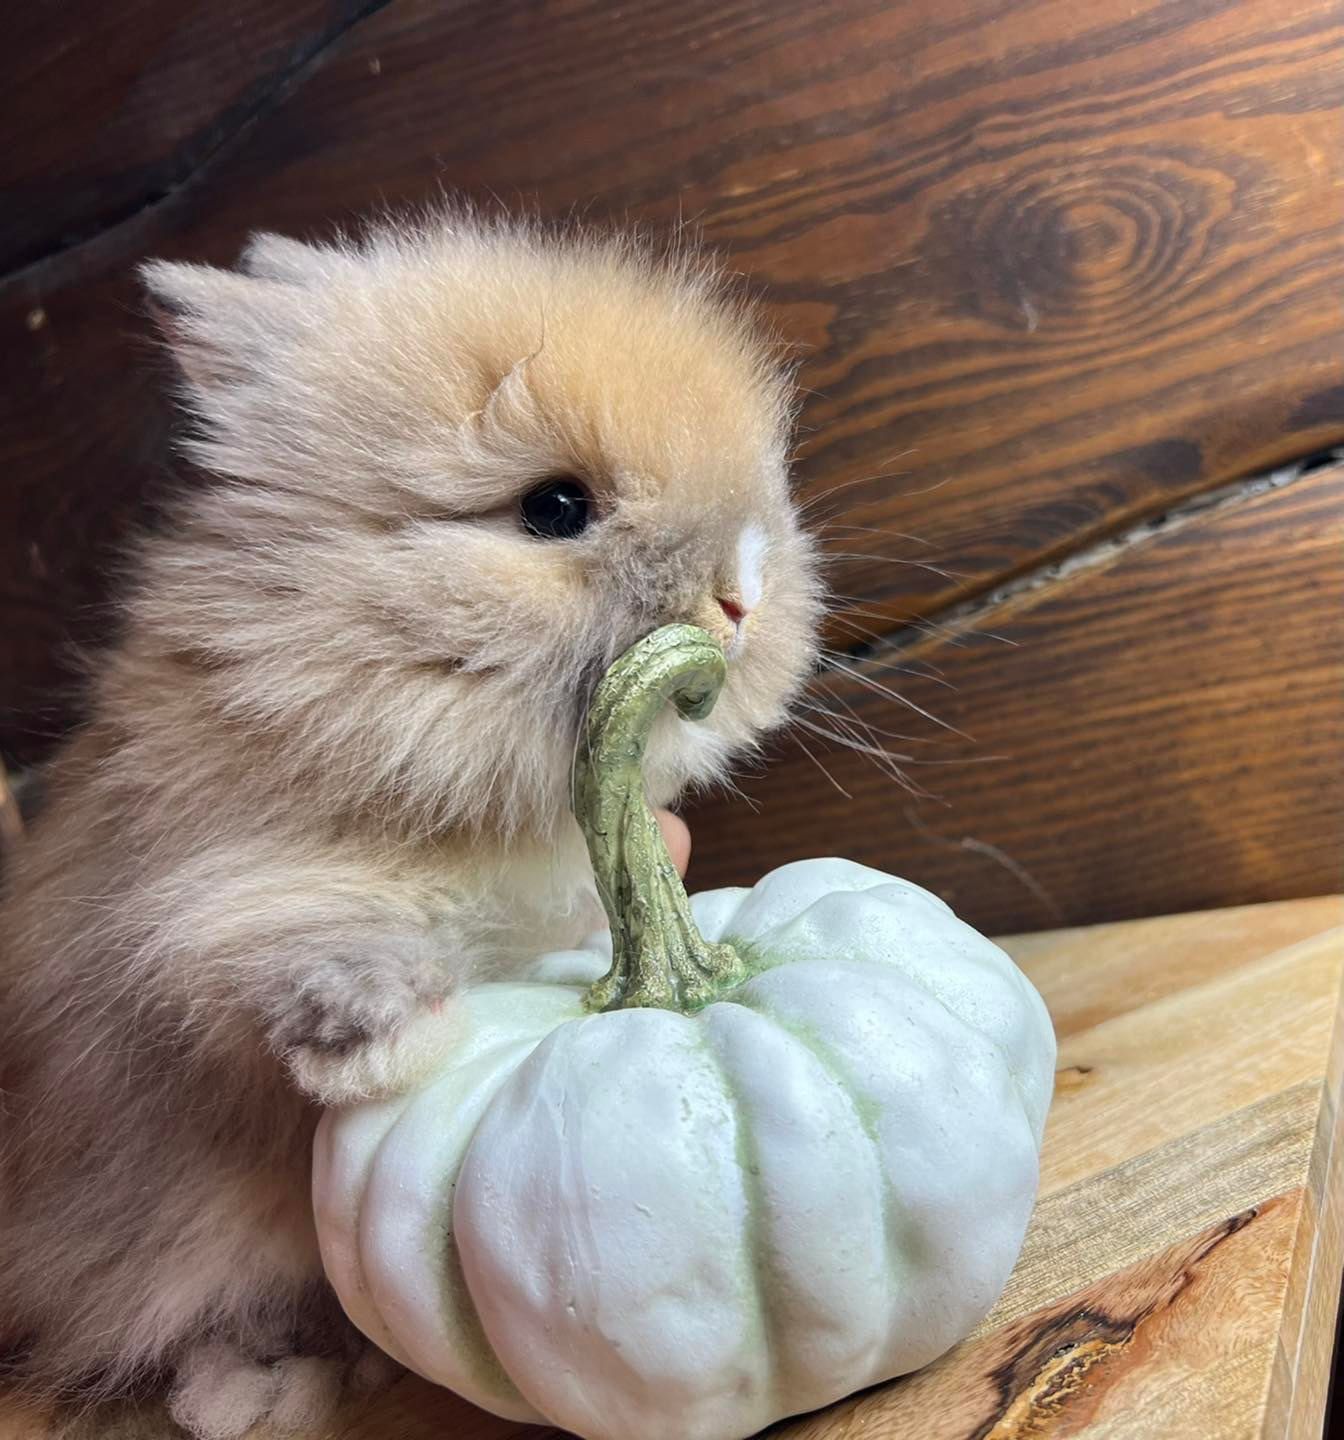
[718,596,748,626]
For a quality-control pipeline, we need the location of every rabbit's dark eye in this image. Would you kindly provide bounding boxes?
[519,477,593,540]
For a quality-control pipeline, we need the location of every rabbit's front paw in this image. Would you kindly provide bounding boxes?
[267,935,456,1102]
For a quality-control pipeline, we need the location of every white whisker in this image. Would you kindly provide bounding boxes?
[903,808,1064,923]
[791,717,929,800]
[820,648,954,690]
[801,688,930,746]
[815,523,935,548]
[795,453,919,517]
[789,728,853,800]
[820,661,967,737]
[821,552,963,582]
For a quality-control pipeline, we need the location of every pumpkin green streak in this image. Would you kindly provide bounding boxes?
[573,625,746,1012]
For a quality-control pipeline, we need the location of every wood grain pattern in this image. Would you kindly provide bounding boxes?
[0,1,379,272]
[3,0,1343,761]
[780,1200,1307,1440]
[6,895,1336,1439]
[687,459,1344,937]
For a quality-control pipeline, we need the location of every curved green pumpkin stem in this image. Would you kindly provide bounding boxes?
[574,624,746,1013]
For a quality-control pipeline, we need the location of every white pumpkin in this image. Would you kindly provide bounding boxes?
[312,628,1056,1440]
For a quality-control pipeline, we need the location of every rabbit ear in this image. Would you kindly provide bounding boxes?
[140,258,304,396]
[238,231,340,285]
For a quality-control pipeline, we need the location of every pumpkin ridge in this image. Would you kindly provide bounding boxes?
[724,987,905,1330]
[692,1025,779,1419]
[344,1132,417,1373]
[757,947,1040,1147]
[751,915,1040,1135]
[370,1038,540,1410]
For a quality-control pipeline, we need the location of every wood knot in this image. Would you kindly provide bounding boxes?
[927,150,1242,338]
[984,1333,1128,1437]
[1054,1063,1094,1092]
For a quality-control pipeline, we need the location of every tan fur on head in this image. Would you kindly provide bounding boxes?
[0,208,822,1422]
[135,209,821,842]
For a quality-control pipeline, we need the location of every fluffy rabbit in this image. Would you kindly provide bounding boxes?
[0,211,821,1436]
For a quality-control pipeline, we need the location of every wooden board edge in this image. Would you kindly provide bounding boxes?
[1268,955,1344,1439]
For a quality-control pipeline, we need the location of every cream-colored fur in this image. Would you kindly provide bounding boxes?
[0,210,821,1434]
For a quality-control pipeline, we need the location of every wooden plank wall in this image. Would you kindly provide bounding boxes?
[3,0,1342,935]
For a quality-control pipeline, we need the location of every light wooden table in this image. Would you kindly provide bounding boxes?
[4,896,1341,1440]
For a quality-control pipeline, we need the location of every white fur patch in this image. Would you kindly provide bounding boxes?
[737,523,767,610]
[269,1355,346,1433]
[168,1341,279,1440]
[287,1003,469,1105]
